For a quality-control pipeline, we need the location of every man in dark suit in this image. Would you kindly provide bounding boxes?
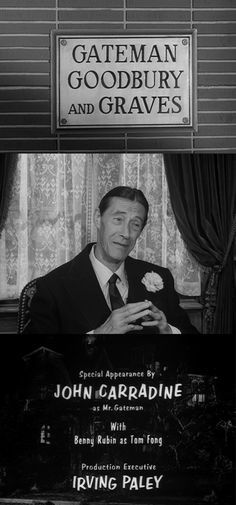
[27,186,197,334]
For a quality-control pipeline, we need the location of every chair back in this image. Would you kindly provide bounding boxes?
[17,278,39,333]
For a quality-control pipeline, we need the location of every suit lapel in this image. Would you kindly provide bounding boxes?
[125,255,166,311]
[125,256,148,303]
[66,244,111,329]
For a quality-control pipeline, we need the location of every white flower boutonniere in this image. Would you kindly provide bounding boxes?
[141,271,164,292]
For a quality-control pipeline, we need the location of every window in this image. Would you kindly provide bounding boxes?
[40,424,51,445]
[192,393,206,404]
[190,376,206,405]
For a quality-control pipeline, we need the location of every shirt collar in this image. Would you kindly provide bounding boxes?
[89,244,126,288]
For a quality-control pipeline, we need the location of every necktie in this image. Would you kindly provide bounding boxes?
[108,273,125,310]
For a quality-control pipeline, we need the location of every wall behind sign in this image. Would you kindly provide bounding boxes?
[0,0,235,153]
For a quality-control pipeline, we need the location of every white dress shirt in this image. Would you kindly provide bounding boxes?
[89,245,128,310]
[88,245,180,334]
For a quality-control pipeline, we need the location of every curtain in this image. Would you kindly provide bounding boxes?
[0,153,200,300]
[0,153,18,236]
[165,154,236,334]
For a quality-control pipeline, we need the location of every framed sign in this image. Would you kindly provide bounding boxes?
[51,31,197,132]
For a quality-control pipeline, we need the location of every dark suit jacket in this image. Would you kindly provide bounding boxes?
[27,243,197,334]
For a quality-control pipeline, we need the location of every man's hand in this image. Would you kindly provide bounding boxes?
[94,301,153,334]
[141,302,172,334]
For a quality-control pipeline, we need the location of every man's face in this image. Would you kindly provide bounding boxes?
[94,197,146,270]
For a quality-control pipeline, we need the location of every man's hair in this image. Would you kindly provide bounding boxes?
[99,186,149,228]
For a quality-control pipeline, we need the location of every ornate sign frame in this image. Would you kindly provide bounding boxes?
[51,30,197,133]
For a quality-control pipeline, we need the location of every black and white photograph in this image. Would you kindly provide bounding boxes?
[0,1,235,505]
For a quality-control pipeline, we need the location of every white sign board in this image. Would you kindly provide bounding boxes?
[51,32,196,131]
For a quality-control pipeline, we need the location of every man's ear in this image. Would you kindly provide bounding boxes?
[94,208,101,229]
